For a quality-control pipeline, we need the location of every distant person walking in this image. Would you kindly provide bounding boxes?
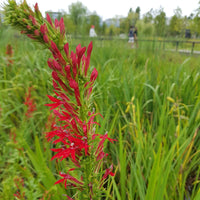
[128,26,134,48]
[89,25,97,37]
[134,27,138,48]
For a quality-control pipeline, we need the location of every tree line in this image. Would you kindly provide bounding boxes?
[2,1,200,38]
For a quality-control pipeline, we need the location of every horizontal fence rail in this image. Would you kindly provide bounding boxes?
[137,39,200,54]
[70,35,200,55]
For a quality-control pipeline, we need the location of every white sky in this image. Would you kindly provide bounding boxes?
[1,0,199,20]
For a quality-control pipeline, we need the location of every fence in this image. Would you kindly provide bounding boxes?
[137,39,200,54]
[71,36,200,55]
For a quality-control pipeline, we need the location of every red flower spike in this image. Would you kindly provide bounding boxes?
[90,68,98,82]
[52,71,60,81]
[14,192,25,199]
[52,80,61,91]
[43,34,49,43]
[27,25,31,30]
[99,164,115,188]
[99,132,117,143]
[47,95,61,103]
[51,146,77,161]
[55,170,83,189]
[84,83,92,99]
[52,71,71,94]
[24,87,37,118]
[70,119,80,134]
[50,41,60,54]
[52,59,63,73]
[96,132,117,155]
[84,41,93,76]
[46,13,53,27]
[59,17,65,34]
[64,43,70,58]
[34,3,39,12]
[53,109,65,119]
[55,18,59,28]
[34,29,40,36]
[45,95,62,110]
[54,90,70,101]
[76,44,86,67]
[63,102,78,117]
[69,79,81,106]
[48,59,65,74]
[102,165,115,180]
[60,111,71,121]
[47,58,54,70]
[84,67,98,98]
[65,65,72,82]
[50,41,66,65]
[29,15,37,26]
[70,51,78,78]
[97,151,108,161]
[40,24,48,35]
[6,44,13,56]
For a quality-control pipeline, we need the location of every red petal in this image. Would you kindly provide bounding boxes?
[64,43,69,58]
[46,13,53,26]
[85,41,93,76]
[90,68,98,82]
[54,179,64,185]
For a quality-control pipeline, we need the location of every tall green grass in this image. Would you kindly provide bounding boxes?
[0,27,200,199]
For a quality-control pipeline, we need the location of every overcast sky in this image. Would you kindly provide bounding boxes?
[1,0,199,20]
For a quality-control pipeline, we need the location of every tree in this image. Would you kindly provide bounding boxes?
[63,14,76,35]
[135,6,141,20]
[105,24,119,37]
[136,19,154,37]
[169,15,181,36]
[169,7,183,36]
[143,9,154,23]
[101,21,107,35]
[68,2,87,35]
[154,7,166,36]
[127,8,139,27]
[192,15,200,37]
[119,17,129,34]
[189,1,200,37]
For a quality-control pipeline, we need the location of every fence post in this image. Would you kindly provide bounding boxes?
[191,42,195,54]
[176,41,179,51]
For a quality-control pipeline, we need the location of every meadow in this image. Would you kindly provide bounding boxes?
[0,27,200,199]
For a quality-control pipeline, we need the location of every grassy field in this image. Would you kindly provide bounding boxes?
[0,27,200,199]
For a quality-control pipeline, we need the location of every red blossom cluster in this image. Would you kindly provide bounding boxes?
[45,40,116,194]
[13,177,25,199]
[9,130,17,144]
[24,87,37,118]
[6,44,13,66]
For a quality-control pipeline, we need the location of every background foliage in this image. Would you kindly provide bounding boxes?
[44,1,200,38]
